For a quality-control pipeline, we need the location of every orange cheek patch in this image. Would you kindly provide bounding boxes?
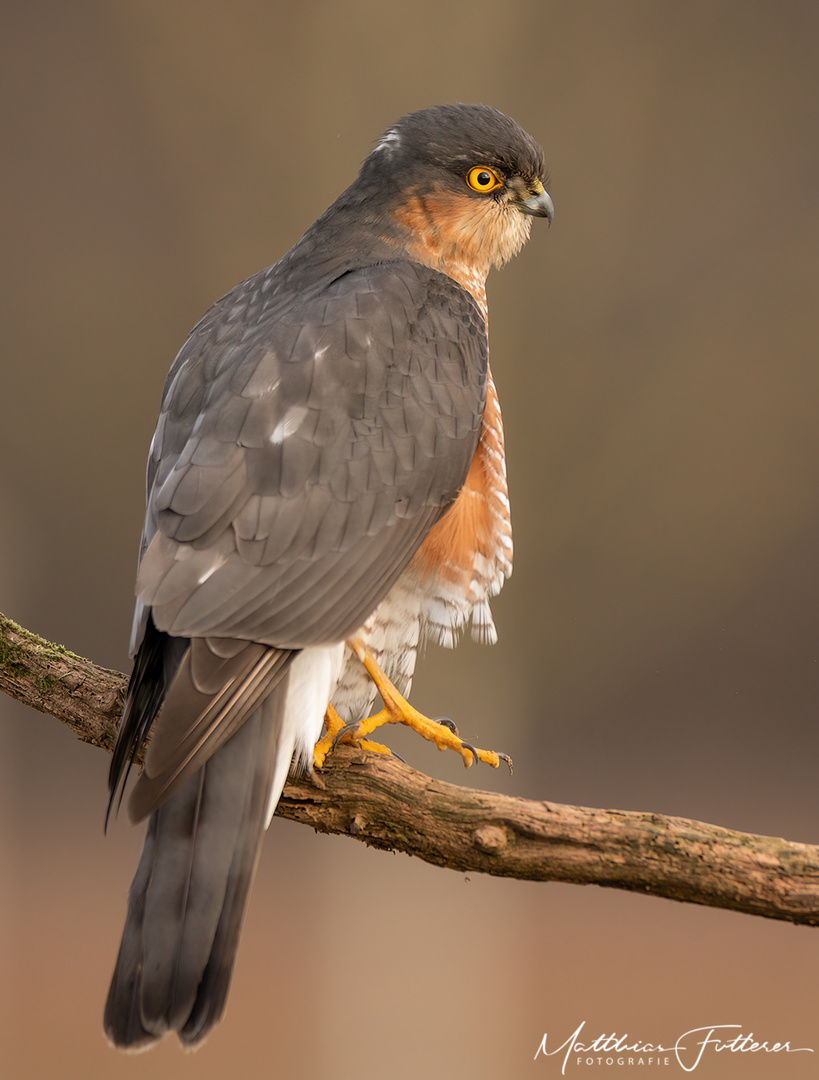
[389,188,500,304]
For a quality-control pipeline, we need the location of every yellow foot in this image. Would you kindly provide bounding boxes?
[313,704,393,769]
[317,640,512,773]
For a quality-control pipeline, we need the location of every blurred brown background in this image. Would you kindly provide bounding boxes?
[2,2,818,1078]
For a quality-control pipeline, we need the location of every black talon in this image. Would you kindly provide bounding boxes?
[498,752,514,775]
[460,740,479,766]
[331,721,360,750]
[434,716,460,736]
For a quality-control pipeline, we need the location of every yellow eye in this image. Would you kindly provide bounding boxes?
[466,166,503,193]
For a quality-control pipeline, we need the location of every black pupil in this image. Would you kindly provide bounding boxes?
[477,171,492,186]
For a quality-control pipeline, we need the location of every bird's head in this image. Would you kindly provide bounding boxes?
[356,103,552,286]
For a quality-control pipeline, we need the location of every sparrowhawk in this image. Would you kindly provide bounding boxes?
[104,103,552,1050]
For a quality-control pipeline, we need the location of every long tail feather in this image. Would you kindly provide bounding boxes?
[104,682,287,1050]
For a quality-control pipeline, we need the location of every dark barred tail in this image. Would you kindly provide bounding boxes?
[104,684,286,1050]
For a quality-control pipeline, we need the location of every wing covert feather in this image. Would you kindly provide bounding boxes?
[137,260,487,648]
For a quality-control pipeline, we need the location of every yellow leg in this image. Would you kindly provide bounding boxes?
[314,639,512,772]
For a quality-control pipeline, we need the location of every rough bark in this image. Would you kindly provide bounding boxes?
[2,610,817,926]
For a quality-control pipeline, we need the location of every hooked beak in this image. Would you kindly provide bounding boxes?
[519,182,554,224]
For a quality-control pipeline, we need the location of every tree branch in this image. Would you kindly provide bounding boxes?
[2,610,817,926]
